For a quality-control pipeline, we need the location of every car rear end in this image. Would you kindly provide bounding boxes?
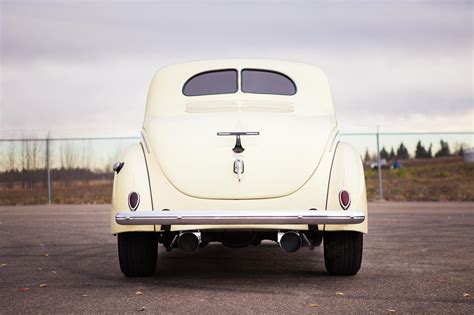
[111,59,367,277]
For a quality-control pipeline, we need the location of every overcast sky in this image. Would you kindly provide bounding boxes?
[1,0,473,138]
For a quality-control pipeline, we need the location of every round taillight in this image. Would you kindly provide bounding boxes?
[128,192,140,211]
[339,190,351,210]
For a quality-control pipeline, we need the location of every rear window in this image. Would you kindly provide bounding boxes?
[183,69,238,96]
[241,69,296,95]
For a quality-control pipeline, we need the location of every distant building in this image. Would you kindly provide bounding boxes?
[370,159,388,169]
[464,148,474,163]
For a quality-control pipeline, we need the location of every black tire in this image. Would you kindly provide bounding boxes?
[118,232,157,277]
[324,231,363,276]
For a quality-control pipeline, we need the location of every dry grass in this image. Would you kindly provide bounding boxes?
[365,157,474,201]
[0,180,113,205]
[0,157,472,205]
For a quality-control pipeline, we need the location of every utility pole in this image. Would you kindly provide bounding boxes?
[46,132,51,204]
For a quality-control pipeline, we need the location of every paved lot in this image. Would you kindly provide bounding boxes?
[0,202,473,314]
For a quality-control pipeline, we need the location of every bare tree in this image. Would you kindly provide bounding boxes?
[7,142,16,171]
[0,144,6,173]
[81,141,92,170]
[60,142,76,170]
[21,140,28,172]
[60,143,77,187]
[29,141,39,170]
[3,142,16,188]
[80,141,93,184]
[20,140,37,188]
[20,140,29,188]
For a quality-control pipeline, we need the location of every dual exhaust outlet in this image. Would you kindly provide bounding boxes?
[176,231,305,253]
[277,231,303,252]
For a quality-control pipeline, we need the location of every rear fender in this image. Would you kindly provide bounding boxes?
[111,143,154,234]
[325,142,368,233]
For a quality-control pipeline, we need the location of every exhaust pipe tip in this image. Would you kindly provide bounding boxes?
[278,231,302,252]
[178,232,201,252]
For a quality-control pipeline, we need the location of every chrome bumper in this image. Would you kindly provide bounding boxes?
[115,210,365,225]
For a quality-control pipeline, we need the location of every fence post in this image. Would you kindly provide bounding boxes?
[376,126,384,200]
[46,136,52,204]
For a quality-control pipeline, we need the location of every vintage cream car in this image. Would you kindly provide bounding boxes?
[112,59,367,277]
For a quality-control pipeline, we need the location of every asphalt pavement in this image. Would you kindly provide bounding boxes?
[0,202,473,314]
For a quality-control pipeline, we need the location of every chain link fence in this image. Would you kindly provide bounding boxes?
[0,131,473,204]
[340,131,474,200]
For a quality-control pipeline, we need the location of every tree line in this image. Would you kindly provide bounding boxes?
[0,168,113,188]
[0,140,119,188]
[364,140,467,162]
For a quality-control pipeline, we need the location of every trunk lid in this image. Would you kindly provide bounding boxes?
[145,112,335,199]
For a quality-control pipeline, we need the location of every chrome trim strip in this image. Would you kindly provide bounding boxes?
[115,210,365,225]
[217,132,260,136]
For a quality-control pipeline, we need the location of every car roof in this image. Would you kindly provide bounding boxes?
[145,59,336,118]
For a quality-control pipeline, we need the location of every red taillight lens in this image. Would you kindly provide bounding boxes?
[339,190,351,210]
[128,192,140,211]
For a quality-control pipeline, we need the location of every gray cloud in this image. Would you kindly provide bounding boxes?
[2,1,471,60]
[0,0,472,136]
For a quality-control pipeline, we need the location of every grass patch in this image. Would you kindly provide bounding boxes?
[366,157,474,201]
[0,157,472,204]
